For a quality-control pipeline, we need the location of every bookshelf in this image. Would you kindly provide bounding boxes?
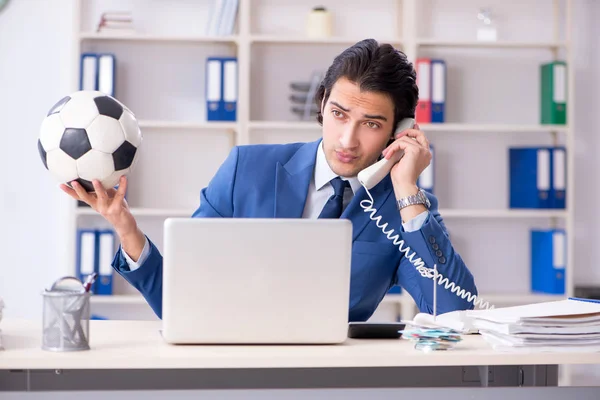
[68,0,574,326]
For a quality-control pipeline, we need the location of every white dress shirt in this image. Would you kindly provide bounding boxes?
[123,142,428,271]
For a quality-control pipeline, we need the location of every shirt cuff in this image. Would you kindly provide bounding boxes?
[121,237,150,272]
[402,210,429,232]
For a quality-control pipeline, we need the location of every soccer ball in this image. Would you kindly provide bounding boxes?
[37,91,142,192]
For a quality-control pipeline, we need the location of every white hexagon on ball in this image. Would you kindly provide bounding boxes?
[77,150,116,183]
[46,149,79,183]
[119,109,142,148]
[58,91,104,129]
[39,114,65,152]
[86,115,126,154]
[101,168,129,189]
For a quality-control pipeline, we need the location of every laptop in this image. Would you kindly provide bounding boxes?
[161,218,353,344]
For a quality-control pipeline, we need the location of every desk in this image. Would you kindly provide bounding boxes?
[1,319,600,395]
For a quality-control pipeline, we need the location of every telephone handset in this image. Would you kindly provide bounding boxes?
[355,117,493,314]
[357,117,416,190]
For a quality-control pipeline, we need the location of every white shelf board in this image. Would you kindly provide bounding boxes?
[91,295,146,305]
[79,32,239,44]
[250,35,402,45]
[420,123,568,133]
[139,120,237,130]
[439,209,567,218]
[249,121,320,130]
[416,39,567,49]
[76,208,192,217]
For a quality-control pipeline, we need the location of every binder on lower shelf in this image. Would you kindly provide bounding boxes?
[76,229,97,293]
[96,230,115,295]
[388,286,403,294]
[531,229,566,295]
[75,228,115,295]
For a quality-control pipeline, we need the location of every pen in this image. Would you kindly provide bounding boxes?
[82,272,98,292]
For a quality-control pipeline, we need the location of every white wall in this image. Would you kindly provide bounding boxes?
[0,0,75,319]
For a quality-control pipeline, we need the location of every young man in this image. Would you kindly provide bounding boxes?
[62,39,477,321]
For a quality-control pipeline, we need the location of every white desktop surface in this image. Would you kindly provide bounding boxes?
[1,319,600,370]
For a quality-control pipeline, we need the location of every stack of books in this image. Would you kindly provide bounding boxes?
[469,298,600,352]
[97,11,135,35]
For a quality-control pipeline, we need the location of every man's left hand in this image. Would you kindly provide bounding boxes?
[382,123,432,197]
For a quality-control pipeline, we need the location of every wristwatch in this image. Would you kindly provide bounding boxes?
[396,188,431,210]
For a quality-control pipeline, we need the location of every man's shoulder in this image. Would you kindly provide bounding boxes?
[235,141,316,162]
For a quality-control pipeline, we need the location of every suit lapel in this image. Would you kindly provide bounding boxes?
[342,174,395,240]
[274,140,320,218]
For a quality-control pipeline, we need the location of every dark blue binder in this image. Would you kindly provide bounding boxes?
[551,147,566,209]
[95,229,115,295]
[206,57,223,121]
[509,147,552,208]
[430,59,446,123]
[76,229,98,293]
[531,229,565,295]
[221,57,238,121]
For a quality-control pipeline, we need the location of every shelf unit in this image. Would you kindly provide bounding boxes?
[68,0,574,330]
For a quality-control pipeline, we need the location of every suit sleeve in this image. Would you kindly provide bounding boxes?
[111,147,240,319]
[394,193,478,314]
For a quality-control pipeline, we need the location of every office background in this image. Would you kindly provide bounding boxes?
[1,0,600,388]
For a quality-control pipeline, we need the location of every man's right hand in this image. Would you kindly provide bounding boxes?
[60,176,146,262]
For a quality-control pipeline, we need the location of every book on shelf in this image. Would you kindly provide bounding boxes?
[207,0,239,36]
[97,10,135,34]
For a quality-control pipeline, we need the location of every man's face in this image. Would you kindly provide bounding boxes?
[321,77,395,178]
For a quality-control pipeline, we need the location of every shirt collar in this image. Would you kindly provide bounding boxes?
[314,141,362,194]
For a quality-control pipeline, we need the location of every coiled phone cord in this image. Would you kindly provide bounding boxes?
[360,188,494,311]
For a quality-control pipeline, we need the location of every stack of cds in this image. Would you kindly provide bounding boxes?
[401,326,463,352]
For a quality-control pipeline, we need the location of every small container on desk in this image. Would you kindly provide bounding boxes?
[41,275,96,352]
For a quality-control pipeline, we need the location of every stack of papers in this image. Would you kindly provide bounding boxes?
[468,298,600,352]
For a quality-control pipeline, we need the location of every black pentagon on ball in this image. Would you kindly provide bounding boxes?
[94,96,123,120]
[113,141,137,170]
[37,139,48,169]
[68,178,94,193]
[60,128,92,160]
[47,96,71,116]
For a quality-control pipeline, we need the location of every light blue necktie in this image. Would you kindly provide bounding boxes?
[318,177,350,219]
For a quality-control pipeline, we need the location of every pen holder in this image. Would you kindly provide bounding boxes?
[42,286,91,351]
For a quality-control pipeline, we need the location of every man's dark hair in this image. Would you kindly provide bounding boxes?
[315,39,418,133]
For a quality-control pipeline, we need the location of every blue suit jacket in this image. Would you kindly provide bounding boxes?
[112,139,477,321]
